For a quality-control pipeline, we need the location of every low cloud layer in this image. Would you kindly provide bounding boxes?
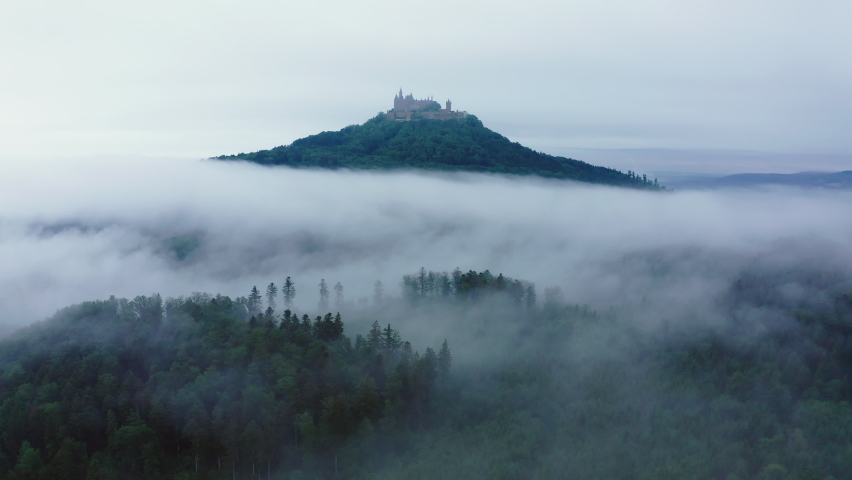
[1,157,851,333]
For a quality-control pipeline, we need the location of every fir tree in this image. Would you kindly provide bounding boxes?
[452,267,462,295]
[438,339,452,380]
[318,279,329,311]
[266,283,278,311]
[366,321,381,349]
[282,277,296,309]
[248,286,262,315]
[383,324,401,351]
[333,313,344,338]
[334,281,344,309]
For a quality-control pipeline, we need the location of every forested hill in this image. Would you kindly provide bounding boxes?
[215,114,662,189]
[3,268,852,479]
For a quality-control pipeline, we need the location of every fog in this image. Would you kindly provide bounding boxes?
[2,156,851,337]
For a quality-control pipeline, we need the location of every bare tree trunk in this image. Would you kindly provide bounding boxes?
[232,460,236,480]
[268,459,271,480]
[335,453,338,475]
[195,454,199,473]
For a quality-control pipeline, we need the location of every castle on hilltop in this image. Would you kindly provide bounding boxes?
[387,89,468,122]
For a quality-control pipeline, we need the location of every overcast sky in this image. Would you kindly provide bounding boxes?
[2,0,851,173]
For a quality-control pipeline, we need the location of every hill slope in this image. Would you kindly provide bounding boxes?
[216,114,662,189]
[3,270,852,478]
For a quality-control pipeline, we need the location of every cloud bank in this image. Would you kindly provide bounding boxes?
[1,157,851,334]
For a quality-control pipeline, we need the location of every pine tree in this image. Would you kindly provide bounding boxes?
[318,279,329,311]
[282,277,296,309]
[312,316,324,339]
[248,286,262,315]
[427,270,437,296]
[265,283,277,311]
[451,267,462,296]
[366,321,383,350]
[418,267,427,298]
[440,272,452,297]
[383,324,401,351]
[334,281,344,309]
[417,347,439,396]
[333,313,344,339]
[438,339,452,380]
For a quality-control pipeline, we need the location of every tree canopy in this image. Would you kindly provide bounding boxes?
[215,115,663,189]
[2,270,852,479]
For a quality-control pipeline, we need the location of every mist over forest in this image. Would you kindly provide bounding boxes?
[2,156,851,331]
[2,156,852,479]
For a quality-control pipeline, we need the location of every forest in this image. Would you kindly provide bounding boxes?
[215,115,663,189]
[1,266,852,479]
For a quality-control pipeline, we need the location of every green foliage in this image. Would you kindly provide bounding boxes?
[0,291,448,479]
[3,270,852,479]
[216,114,664,189]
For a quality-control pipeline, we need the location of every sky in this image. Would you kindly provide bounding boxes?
[1,0,852,333]
[2,0,851,174]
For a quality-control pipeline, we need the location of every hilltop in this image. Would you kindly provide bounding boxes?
[215,113,662,189]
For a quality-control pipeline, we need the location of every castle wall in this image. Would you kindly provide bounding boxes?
[390,91,467,122]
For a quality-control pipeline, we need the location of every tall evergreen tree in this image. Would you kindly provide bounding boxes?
[417,347,439,396]
[266,283,278,311]
[452,267,462,295]
[333,313,344,338]
[334,281,344,309]
[383,324,401,351]
[318,279,329,311]
[418,267,428,298]
[366,321,383,350]
[282,277,296,309]
[438,339,452,380]
[440,272,452,297]
[248,286,262,315]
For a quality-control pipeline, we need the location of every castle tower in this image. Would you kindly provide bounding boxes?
[445,99,452,111]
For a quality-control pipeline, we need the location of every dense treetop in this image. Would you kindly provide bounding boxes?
[215,115,662,189]
[2,268,852,479]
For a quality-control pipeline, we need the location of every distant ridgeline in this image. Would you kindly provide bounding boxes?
[216,90,663,189]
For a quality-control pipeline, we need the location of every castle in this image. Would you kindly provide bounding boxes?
[387,89,468,122]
